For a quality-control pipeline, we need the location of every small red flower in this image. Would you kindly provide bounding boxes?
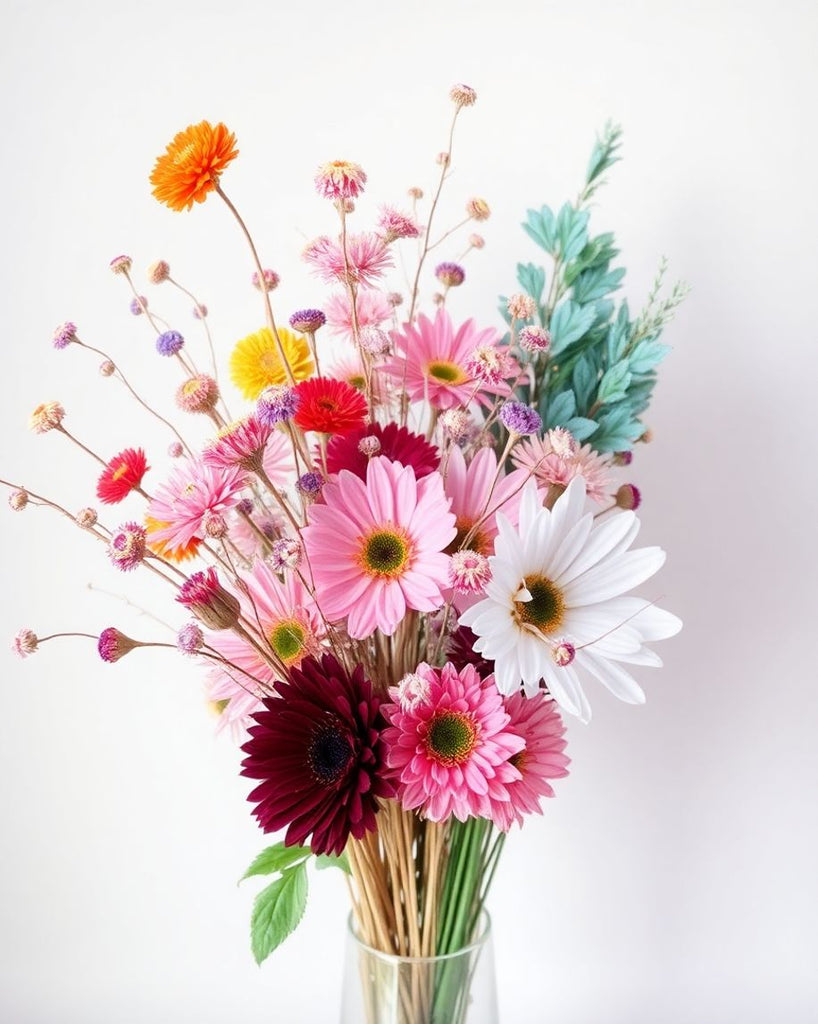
[293,377,368,436]
[96,448,149,504]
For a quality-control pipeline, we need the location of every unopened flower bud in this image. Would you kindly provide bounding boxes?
[99,360,116,377]
[552,641,576,667]
[358,435,382,457]
[76,507,98,528]
[8,490,28,511]
[13,628,39,658]
[147,260,170,284]
[507,293,537,320]
[252,269,280,292]
[109,254,132,275]
[97,627,141,663]
[466,197,490,221]
[615,483,642,511]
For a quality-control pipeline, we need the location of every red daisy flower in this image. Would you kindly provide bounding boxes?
[293,377,368,436]
[96,448,149,504]
[325,422,440,480]
[241,653,394,856]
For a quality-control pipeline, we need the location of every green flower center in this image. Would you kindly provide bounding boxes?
[269,620,307,663]
[308,723,353,786]
[427,360,466,384]
[427,711,478,766]
[360,529,410,577]
[515,574,565,634]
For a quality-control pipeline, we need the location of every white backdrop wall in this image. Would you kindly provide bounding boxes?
[1,1,816,1021]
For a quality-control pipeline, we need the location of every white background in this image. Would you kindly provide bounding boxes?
[1,1,817,1021]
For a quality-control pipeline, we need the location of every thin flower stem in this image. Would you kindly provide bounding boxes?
[73,339,194,457]
[56,426,107,468]
[408,107,461,323]
[215,184,296,386]
[167,276,220,382]
[427,215,472,252]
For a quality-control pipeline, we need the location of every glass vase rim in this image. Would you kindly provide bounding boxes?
[346,909,492,965]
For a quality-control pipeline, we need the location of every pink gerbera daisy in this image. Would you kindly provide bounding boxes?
[381,662,524,823]
[325,291,393,344]
[303,232,394,289]
[207,560,326,734]
[444,446,529,559]
[262,427,296,488]
[203,415,273,472]
[388,308,519,410]
[512,434,612,504]
[488,691,570,831]
[146,457,247,553]
[302,456,456,638]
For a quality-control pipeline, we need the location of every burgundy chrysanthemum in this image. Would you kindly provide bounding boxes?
[96,448,149,504]
[292,377,368,436]
[241,653,395,856]
[325,422,440,480]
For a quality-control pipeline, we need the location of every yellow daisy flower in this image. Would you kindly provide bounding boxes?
[230,327,313,399]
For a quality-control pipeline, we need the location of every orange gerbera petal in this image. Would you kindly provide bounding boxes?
[150,121,238,212]
[144,515,202,563]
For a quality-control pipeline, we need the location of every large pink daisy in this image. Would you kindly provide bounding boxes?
[146,457,247,552]
[388,309,518,410]
[302,456,456,638]
[381,662,524,823]
[444,446,529,559]
[207,560,325,733]
[489,691,570,831]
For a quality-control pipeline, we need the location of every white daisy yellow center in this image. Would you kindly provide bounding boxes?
[515,574,565,635]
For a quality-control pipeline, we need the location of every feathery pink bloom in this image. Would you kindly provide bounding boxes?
[382,662,524,823]
[202,416,273,472]
[146,457,247,553]
[325,291,393,343]
[302,456,456,639]
[388,309,518,410]
[314,160,367,201]
[377,206,420,242]
[207,561,325,734]
[511,434,612,504]
[303,232,393,289]
[488,692,570,830]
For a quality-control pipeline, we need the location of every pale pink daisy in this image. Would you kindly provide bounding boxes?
[381,662,524,823]
[303,233,393,289]
[444,446,529,559]
[146,458,247,553]
[512,434,612,504]
[328,352,367,393]
[325,290,393,344]
[488,692,570,831]
[206,561,325,735]
[302,456,456,638]
[388,309,519,410]
[227,509,283,560]
[261,428,296,488]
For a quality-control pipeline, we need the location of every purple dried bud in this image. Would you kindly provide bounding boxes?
[499,401,542,437]
[269,537,301,572]
[296,472,324,497]
[177,622,205,654]
[289,309,326,334]
[435,262,465,288]
[53,321,77,350]
[130,295,148,316]
[156,330,184,357]
[256,384,299,426]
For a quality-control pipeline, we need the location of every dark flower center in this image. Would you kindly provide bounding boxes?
[509,749,527,773]
[361,529,410,577]
[427,711,477,766]
[446,515,491,556]
[516,574,565,634]
[317,397,338,412]
[307,723,353,786]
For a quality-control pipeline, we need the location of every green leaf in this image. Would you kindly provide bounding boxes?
[542,390,576,428]
[572,265,626,305]
[555,203,590,261]
[572,354,598,410]
[516,262,546,305]
[586,122,623,186]
[598,362,633,405]
[240,842,310,883]
[550,300,597,353]
[314,852,352,875]
[250,863,308,965]
[523,206,557,254]
[564,416,599,441]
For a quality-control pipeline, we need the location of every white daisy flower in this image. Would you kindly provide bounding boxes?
[459,477,681,722]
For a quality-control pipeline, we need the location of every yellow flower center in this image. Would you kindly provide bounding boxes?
[427,360,467,385]
[359,528,411,578]
[269,620,307,664]
[111,462,130,483]
[446,515,491,557]
[515,574,565,635]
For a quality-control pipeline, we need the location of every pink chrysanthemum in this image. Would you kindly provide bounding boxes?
[511,435,612,504]
[325,291,393,344]
[303,233,393,289]
[382,662,524,823]
[488,692,570,831]
[377,206,421,243]
[146,457,247,554]
[202,416,273,472]
[388,309,518,410]
[314,160,367,201]
[206,561,325,734]
[302,456,456,639]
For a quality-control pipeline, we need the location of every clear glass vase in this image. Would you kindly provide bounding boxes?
[339,911,498,1024]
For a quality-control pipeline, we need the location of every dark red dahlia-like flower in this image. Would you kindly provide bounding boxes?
[325,422,440,480]
[241,653,394,856]
[96,447,149,504]
[446,625,495,680]
[293,377,368,436]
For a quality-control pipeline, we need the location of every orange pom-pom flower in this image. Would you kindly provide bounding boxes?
[150,121,238,212]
